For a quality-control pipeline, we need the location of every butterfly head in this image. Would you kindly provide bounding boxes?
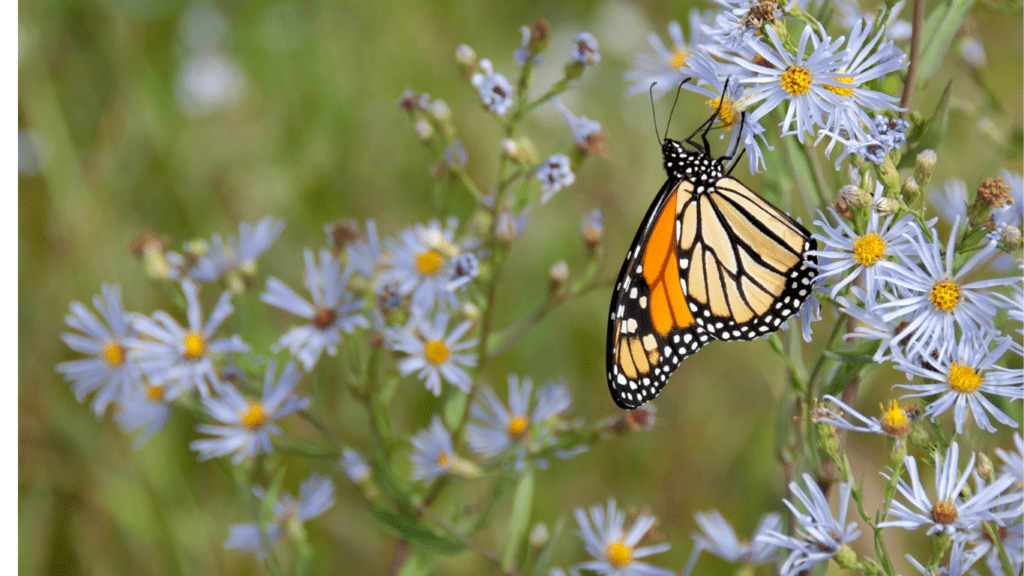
[661,138,724,183]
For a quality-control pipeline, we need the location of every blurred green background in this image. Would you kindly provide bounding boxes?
[19,0,1022,574]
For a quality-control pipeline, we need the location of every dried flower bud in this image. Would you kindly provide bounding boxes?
[526,18,551,54]
[580,209,603,255]
[326,219,362,252]
[549,260,569,296]
[838,185,871,208]
[398,89,428,112]
[1002,225,1021,249]
[914,150,937,188]
[874,197,900,216]
[977,177,1013,208]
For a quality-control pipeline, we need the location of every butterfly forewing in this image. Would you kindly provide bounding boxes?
[607,178,710,410]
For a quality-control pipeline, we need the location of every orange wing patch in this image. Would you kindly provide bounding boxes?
[641,189,695,335]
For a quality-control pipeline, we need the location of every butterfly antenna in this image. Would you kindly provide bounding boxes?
[663,77,692,142]
[725,111,748,176]
[649,82,662,145]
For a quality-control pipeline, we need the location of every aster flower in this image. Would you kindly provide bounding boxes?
[341,447,371,483]
[261,248,369,372]
[495,208,530,244]
[340,218,383,280]
[114,382,172,448]
[823,114,911,168]
[682,510,781,576]
[879,442,1017,536]
[380,218,478,316]
[810,186,923,299]
[190,217,284,284]
[471,59,514,116]
[580,208,603,251]
[385,311,477,395]
[537,154,575,203]
[129,279,249,399]
[57,284,141,418]
[733,25,847,143]
[813,394,916,440]
[677,49,772,173]
[874,222,1019,363]
[703,0,771,49]
[969,511,1024,575]
[410,415,457,481]
[995,433,1024,489]
[514,26,544,66]
[189,360,311,464]
[894,333,1022,433]
[550,98,607,159]
[224,472,335,557]
[571,32,600,65]
[466,374,574,468]
[573,499,675,576]
[757,474,861,576]
[906,536,986,576]
[625,12,714,98]
[816,20,907,148]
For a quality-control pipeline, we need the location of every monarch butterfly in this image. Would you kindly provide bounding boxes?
[606,87,818,410]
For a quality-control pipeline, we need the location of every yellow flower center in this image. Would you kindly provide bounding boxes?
[879,400,911,439]
[424,339,450,365]
[102,341,126,367]
[931,499,959,525]
[146,384,164,401]
[948,362,984,393]
[705,96,738,130]
[240,401,267,430]
[183,332,206,360]
[436,452,451,469]
[929,281,962,312]
[605,541,633,568]
[852,233,886,266]
[507,415,529,437]
[416,249,444,275]
[824,76,855,97]
[669,49,690,70]
[780,66,812,96]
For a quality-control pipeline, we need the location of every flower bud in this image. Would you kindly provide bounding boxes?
[914,150,937,188]
[580,209,603,256]
[413,119,434,145]
[901,176,920,203]
[549,260,569,296]
[878,156,900,192]
[528,523,550,548]
[969,177,1011,228]
[456,44,476,79]
[976,452,994,480]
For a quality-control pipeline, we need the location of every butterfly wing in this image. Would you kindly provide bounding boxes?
[676,176,818,341]
[607,178,710,410]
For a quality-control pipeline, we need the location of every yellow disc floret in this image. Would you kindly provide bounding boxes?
[852,233,886,266]
[605,541,633,568]
[929,281,962,312]
[416,249,444,275]
[948,362,984,394]
[183,332,206,360]
[103,341,126,367]
[669,49,690,70]
[507,415,529,437]
[824,76,855,97]
[241,401,267,430]
[879,400,911,439]
[780,66,812,96]
[424,339,450,365]
[705,96,738,130]
[931,499,959,525]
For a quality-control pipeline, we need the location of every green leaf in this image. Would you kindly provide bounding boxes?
[918,0,978,86]
[503,468,535,572]
[397,547,443,576]
[369,505,466,556]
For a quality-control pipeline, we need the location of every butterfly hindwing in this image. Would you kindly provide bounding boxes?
[678,176,818,342]
[607,178,710,410]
